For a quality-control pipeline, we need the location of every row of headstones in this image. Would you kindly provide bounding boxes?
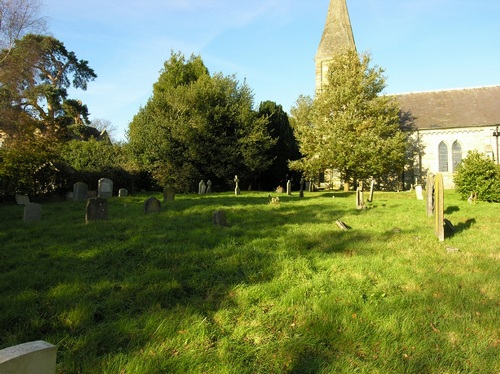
[73,179,127,201]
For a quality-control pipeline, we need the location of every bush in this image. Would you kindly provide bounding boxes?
[454,150,500,202]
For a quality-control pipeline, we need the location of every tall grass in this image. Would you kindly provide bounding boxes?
[0,190,498,373]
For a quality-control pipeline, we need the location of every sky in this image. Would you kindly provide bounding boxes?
[42,0,500,142]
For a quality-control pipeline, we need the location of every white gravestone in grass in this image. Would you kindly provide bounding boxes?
[0,340,57,374]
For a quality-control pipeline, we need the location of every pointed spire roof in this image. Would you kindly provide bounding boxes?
[315,0,356,62]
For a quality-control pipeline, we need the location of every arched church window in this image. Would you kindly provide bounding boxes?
[438,141,448,172]
[452,141,462,171]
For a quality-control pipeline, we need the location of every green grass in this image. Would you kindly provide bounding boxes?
[0,190,498,373]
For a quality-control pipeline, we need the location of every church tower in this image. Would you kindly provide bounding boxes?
[315,0,356,93]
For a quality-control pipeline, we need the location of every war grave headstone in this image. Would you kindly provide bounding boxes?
[434,173,445,242]
[234,175,240,196]
[206,180,212,194]
[0,340,57,374]
[287,180,292,196]
[85,198,108,223]
[198,180,206,195]
[98,178,113,198]
[15,195,30,205]
[144,197,161,213]
[23,203,42,222]
[426,173,435,217]
[213,210,227,226]
[415,184,424,200]
[73,182,88,202]
[118,188,128,197]
[163,187,175,202]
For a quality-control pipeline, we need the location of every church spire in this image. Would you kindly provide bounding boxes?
[315,0,356,92]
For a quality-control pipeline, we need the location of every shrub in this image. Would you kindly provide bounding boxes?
[453,150,500,202]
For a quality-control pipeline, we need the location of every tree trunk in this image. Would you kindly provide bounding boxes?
[343,182,350,192]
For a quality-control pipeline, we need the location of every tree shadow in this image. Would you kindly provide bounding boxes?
[445,206,460,215]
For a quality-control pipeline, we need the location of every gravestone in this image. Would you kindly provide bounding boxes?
[206,180,212,194]
[275,185,284,193]
[213,210,227,226]
[73,182,88,201]
[15,195,30,205]
[299,177,305,198]
[198,180,206,194]
[98,178,113,198]
[286,180,292,196]
[234,175,240,196]
[356,184,365,210]
[0,340,57,374]
[368,180,375,203]
[23,203,41,222]
[415,184,424,200]
[426,173,435,217]
[434,173,445,242]
[85,198,108,223]
[144,197,161,213]
[163,187,175,202]
[118,188,128,197]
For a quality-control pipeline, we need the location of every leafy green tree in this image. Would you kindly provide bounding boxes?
[453,150,500,202]
[258,101,301,190]
[0,34,97,139]
[291,50,409,191]
[127,52,274,192]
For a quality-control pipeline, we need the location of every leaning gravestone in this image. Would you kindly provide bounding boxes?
[234,175,240,196]
[163,187,175,202]
[118,188,128,197]
[426,173,435,217]
[144,197,161,213]
[23,203,42,222]
[73,182,88,202]
[434,173,445,242]
[15,195,30,205]
[98,178,113,198]
[0,340,57,374]
[213,210,227,226]
[415,184,424,200]
[85,198,108,223]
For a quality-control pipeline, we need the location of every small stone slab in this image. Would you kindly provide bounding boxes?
[118,188,128,197]
[23,203,41,222]
[0,340,57,374]
[85,198,108,223]
[144,197,161,213]
[335,220,349,230]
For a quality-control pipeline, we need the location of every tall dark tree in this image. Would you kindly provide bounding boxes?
[127,51,274,192]
[257,101,300,190]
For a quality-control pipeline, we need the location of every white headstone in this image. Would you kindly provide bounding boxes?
[0,340,57,374]
[415,185,424,200]
[98,178,113,198]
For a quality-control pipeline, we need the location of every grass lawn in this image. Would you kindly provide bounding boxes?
[0,190,498,373]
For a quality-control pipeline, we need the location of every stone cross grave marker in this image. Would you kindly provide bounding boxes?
[434,173,445,242]
[118,188,128,197]
[426,173,435,217]
[368,180,375,202]
[15,195,30,205]
[98,178,113,198]
[73,182,88,202]
[0,340,57,374]
[23,203,42,222]
[234,175,240,195]
[85,198,108,223]
[163,187,175,202]
[415,184,424,200]
[144,197,161,213]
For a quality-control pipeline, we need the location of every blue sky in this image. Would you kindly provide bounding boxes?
[42,0,500,141]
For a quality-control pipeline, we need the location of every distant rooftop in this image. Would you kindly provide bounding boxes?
[394,85,500,130]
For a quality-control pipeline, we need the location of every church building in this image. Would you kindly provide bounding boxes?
[316,0,500,189]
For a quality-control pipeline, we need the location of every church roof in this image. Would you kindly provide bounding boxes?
[395,85,500,130]
[315,0,356,62]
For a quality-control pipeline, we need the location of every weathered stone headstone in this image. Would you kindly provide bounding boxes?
[356,186,365,210]
[426,173,435,217]
[198,180,206,194]
[234,175,240,196]
[15,195,30,205]
[23,203,41,222]
[0,340,57,374]
[98,178,113,198]
[299,177,305,198]
[287,180,292,196]
[144,197,161,213]
[73,182,88,201]
[206,180,212,194]
[415,184,424,200]
[434,173,445,242]
[163,187,175,202]
[276,185,284,193]
[213,209,227,226]
[85,198,108,223]
[118,188,128,197]
[368,180,375,203]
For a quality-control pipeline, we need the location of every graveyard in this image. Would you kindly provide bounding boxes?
[0,189,498,373]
